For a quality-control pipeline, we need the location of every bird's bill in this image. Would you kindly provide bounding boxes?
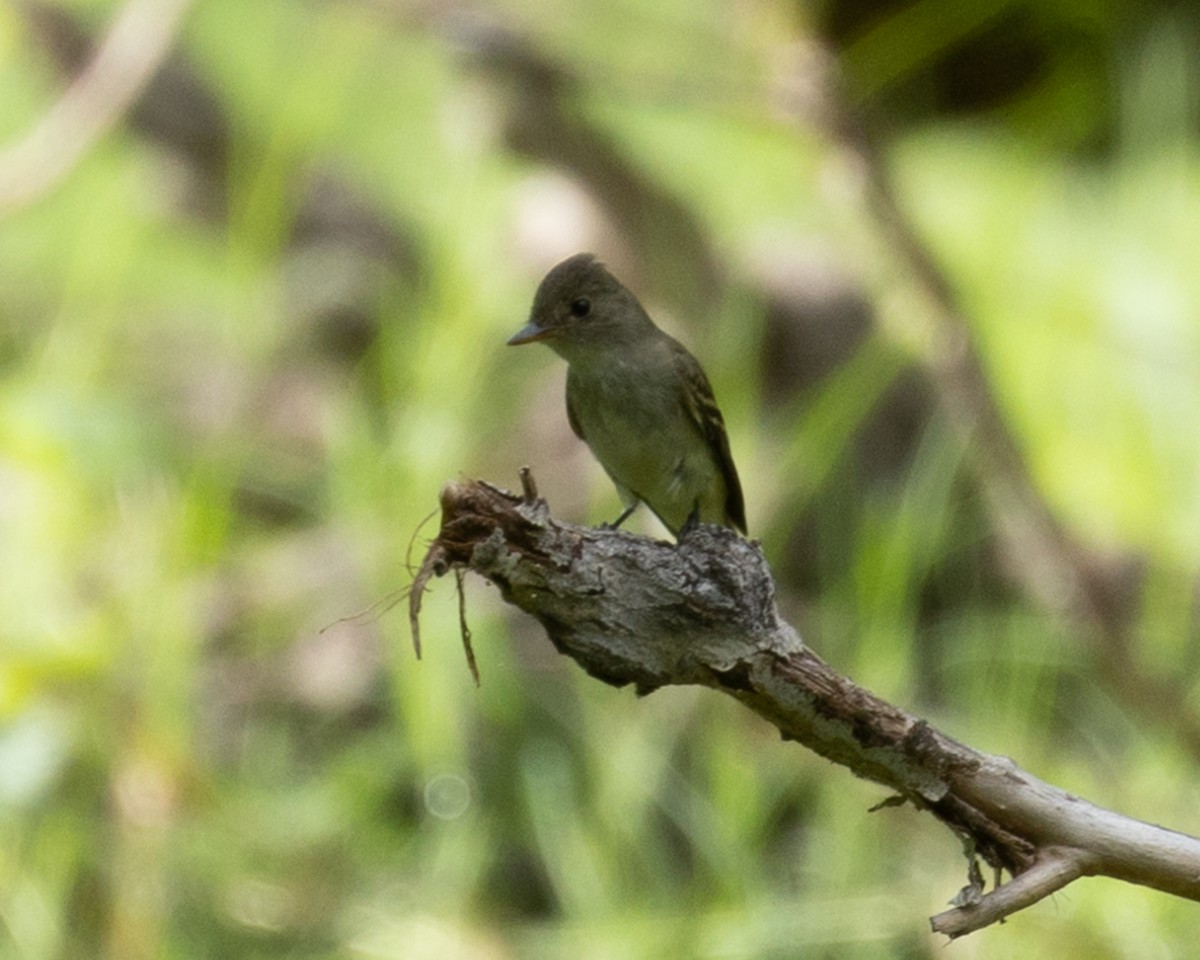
[506,322,555,345]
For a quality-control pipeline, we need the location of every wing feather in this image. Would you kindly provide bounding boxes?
[670,341,746,533]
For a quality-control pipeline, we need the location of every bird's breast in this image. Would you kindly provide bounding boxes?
[566,361,723,531]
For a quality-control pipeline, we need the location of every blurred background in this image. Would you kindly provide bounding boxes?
[2,0,1199,957]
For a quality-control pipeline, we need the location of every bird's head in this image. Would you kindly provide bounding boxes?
[508,253,654,359]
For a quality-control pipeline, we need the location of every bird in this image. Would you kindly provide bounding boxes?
[507,253,745,537]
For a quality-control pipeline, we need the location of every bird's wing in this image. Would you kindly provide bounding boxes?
[670,341,747,533]
[565,378,586,441]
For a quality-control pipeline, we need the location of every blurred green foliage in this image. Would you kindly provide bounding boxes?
[1,0,1199,957]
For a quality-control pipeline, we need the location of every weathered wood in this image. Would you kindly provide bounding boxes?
[411,477,1200,938]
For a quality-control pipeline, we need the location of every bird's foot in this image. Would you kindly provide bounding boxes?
[676,504,703,541]
[601,503,638,531]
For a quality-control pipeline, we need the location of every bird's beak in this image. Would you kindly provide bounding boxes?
[507,322,554,346]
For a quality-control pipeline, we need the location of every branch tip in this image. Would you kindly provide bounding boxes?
[518,465,539,503]
[931,847,1087,939]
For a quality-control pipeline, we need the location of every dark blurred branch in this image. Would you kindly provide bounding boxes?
[436,9,723,318]
[20,0,230,185]
[15,0,418,366]
[774,39,1200,758]
[412,477,1200,939]
[1,0,193,214]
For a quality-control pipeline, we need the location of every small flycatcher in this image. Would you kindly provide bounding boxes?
[508,253,745,536]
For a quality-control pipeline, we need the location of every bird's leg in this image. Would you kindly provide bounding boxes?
[677,502,702,539]
[603,502,639,530]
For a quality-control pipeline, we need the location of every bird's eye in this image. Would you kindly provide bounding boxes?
[569,297,591,318]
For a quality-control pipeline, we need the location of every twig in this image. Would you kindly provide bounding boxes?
[518,464,539,503]
[931,847,1088,938]
[455,568,479,686]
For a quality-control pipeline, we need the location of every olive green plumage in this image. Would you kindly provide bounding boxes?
[508,253,745,536]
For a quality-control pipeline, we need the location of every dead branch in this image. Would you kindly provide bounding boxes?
[1,0,193,214]
[411,476,1200,939]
